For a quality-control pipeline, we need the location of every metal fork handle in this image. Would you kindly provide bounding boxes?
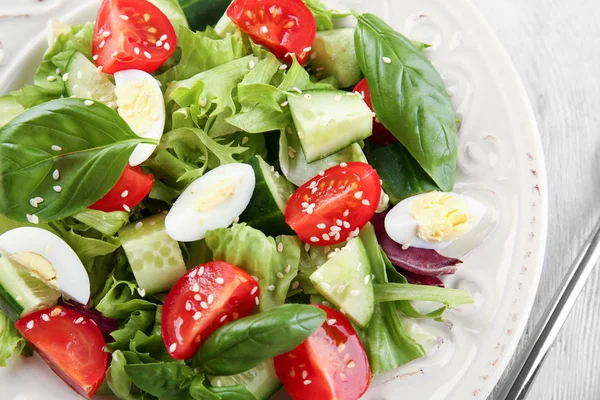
[494,218,600,400]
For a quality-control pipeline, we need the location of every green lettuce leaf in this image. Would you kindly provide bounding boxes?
[205,224,301,311]
[158,26,245,85]
[95,279,156,320]
[44,22,94,70]
[107,309,156,352]
[0,310,28,367]
[147,0,190,33]
[303,0,350,31]
[72,209,130,237]
[0,96,24,128]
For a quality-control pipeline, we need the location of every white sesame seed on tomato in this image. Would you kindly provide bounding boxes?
[327,319,337,326]
[169,343,177,352]
[198,266,205,276]
[26,320,34,329]
[193,312,202,320]
[215,277,225,284]
[200,301,208,309]
[251,286,258,295]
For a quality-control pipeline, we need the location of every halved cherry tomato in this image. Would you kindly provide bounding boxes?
[89,165,154,213]
[227,0,316,65]
[15,306,108,399]
[275,305,371,400]
[353,78,398,144]
[285,162,381,246]
[162,261,259,360]
[93,0,177,74]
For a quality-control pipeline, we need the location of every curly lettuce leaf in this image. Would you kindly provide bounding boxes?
[95,279,156,320]
[205,224,301,311]
[303,0,350,31]
[147,0,190,33]
[0,310,29,367]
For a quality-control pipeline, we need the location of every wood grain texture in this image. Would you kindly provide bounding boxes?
[471,0,600,398]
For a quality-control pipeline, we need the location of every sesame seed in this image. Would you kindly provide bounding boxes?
[304,94,312,100]
[279,64,288,70]
[322,233,330,241]
[277,272,284,279]
[198,266,205,276]
[338,343,345,353]
[119,14,129,20]
[123,204,131,212]
[93,54,99,61]
[252,275,259,281]
[216,277,225,284]
[26,321,34,329]
[340,162,348,168]
[292,281,300,290]
[200,301,208,309]
[364,275,370,285]
[330,226,342,233]
[354,191,363,199]
[303,46,312,52]
[99,40,105,48]
[135,222,143,230]
[206,294,214,305]
[47,76,56,82]
[327,319,337,325]
[310,237,319,243]
[160,34,168,41]
[144,51,152,59]
[362,199,371,206]
[185,301,192,311]
[281,101,289,107]
[169,343,177,352]
[55,68,61,74]
[50,308,61,317]
[75,317,84,324]
[277,242,284,252]
[102,30,111,37]
[318,171,325,176]
[382,56,392,64]
[62,73,69,81]
[321,282,331,290]
[156,40,163,47]
[134,47,140,55]
[84,100,94,106]
[241,136,249,145]
[29,199,38,208]
[292,86,303,94]
[249,60,256,69]
[303,380,312,386]
[219,315,228,322]
[268,285,275,291]
[347,361,356,369]
[26,214,39,224]
[41,314,50,322]
[164,43,171,51]
[192,283,200,292]
[194,294,202,301]
[304,243,311,252]
[193,312,202,320]
[144,13,151,21]
[260,25,269,33]
[302,370,308,379]
[111,51,118,58]
[251,286,258,295]
[255,297,260,305]
[121,190,129,198]
[351,289,360,296]
[284,265,291,274]
[138,288,146,297]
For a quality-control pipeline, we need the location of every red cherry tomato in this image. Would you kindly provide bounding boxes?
[353,78,398,144]
[285,162,381,246]
[275,305,371,400]
[89,165,154,213]
[92,0,177,74]
[227,0,316,65]
[15,306,108,399]
[162,261,259,360]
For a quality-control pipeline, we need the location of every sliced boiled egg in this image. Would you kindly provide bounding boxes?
[385,191,486,250]
[165,164,256,242]
[114,69,166,166]
[0,227,90,304]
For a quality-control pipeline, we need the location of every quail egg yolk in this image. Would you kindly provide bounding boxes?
[10,252,59,290]
[193,178,238,212]
[410,191,471,243]
[115,79,163,136]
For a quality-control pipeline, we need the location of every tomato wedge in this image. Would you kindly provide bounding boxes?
[15,306,108,399]
[162,261,259,360]
[227,0,317,65]
[93,0,177,74]
[285,162,381,246]
[353,78,398,145]
[89,165,154,213]
[274,305,370,400]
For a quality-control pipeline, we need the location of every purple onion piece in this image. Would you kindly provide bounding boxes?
[401,270,445,287]
[58,298,118,343]
[371,212,462,277]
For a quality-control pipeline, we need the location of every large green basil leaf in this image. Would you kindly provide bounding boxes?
[354,13,458,191]
[193,304,326,375]
[0,99,153,223]
[124,362,195,399]
[367,143,439,204]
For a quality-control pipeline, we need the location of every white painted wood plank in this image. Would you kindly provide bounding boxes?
[471,0,600,398]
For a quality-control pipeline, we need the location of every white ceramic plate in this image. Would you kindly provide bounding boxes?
[0,0,547,399]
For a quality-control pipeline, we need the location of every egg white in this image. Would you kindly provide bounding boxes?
[0,227,90,304]
[385,192,487,250]
[165,164,256,242]
[114,69,166,166]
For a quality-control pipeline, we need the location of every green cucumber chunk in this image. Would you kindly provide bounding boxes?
[64,51,116,104]
[209,359,281,400]
[309,238,374,328]
[309,28,362,88]
[0,251,60,322]
[279,126,368,187]
[288,90,372,163]
[239,156,294,237]
[119,214,187,294]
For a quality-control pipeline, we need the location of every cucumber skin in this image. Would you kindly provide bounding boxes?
[239,157,294,237]
[0,284,23,322]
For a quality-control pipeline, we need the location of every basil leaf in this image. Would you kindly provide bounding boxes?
[367,143,439,204]
[209,386,257,400]
[177,0,232,31]
[0,99,152,223]
[124,362,195,398]
[354,13,458,191]
[193,304,326,375]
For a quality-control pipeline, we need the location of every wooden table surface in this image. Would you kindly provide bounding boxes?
[1,0,599,399]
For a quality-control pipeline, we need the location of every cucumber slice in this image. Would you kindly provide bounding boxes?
[279,126,368,187]
[239,156,294,237]
[288,90,372,163]
[119,214,187,294]
[309,238,374,328]
[64,51,116,104]
[209,360,281,400]
[309,28,362,89]
[0,251,60,322]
